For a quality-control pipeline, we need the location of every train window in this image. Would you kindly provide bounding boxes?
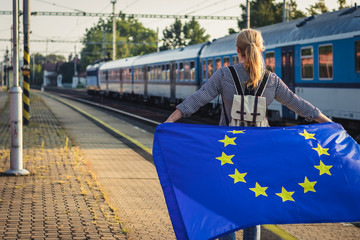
[224,57,230,67]
[166,64,170,81]
[162,65,166,81]
[139,67,143,81]
[175,63,179,81]
[134,68,138,81]
[356,41,360,72]
[319,45,333,79]
[184,62,190,81]
[216,58,222,70]
[265,52,275,72]
[301,47,314,79]
[232,55,239,65]
[147,66,151,81]
[208,59,214,78]
[190,61,195,81]
[203,60,206,80]
[179,62,184,81]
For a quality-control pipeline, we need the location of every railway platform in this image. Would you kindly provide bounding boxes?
[0,89,360,239]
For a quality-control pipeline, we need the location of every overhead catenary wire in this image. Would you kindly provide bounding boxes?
[34,0,85,13]
[123,0,141,11]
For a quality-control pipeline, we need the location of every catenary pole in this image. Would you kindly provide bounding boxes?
[5,0,29,176]
[246,0,250,28]
[23,0,31,125]
[283,0,288,22]
[111,0,116,60]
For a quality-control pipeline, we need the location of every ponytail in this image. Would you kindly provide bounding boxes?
[236,29,265,89]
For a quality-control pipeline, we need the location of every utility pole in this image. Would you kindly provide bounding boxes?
[32,55,35,85]
[23,0,31,125]
[156,27,159,53]
[246,0,250,28]
[5,0,29,176]
[111,0,116,60]
[74,45,78,88]
[283,0,289,22]
[102,25,106,59]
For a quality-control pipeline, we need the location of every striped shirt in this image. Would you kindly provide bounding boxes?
[177,63,320,126]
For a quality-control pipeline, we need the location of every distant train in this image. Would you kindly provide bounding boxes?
[86,6,360,135]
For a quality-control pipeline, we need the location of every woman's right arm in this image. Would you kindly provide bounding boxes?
[165,68,224,123]
[274,74,332,123]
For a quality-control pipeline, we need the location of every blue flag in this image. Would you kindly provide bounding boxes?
[152,122,360,240]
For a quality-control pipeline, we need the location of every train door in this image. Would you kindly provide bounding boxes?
[143,65,148,101]
[105,70,109,95]
[170,61,176,104]
[281,46,296,119]
[119,68,123,95]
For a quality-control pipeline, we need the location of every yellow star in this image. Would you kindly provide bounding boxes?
[215,152,235,165]
[299,130,316,140]
[276,187,295,202]
[298,177,317,193]
[314,161,332,175]
[218,135,237,147]
[312,144,330,156]
[229,169,247,183]
[227,130,245,134]
[249,182,268,197]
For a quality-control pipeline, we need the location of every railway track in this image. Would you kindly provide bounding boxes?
[42,87,360,143]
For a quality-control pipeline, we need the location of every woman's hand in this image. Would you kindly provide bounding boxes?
[165,109,184,123]
[314,113,332,123]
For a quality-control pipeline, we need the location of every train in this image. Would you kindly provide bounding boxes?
[86,6,360,137]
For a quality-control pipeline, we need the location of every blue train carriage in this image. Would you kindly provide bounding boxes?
[132,43,205,105]
[98,56,139,97]
[86,61,103,95]
[259,5,360,131]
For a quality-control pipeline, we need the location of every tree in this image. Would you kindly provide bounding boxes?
[161,19,185,50]
[288,0,306,20]
[306,0,329,15]
[337,0,351,9]
[183,17,210,46]
[161,18,210,50]
[80,14,157,70]
[234,0,306,31]
[238,0,282,29]
[46,54,65,63]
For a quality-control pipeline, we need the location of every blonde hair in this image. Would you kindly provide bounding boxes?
[236,28,265,89]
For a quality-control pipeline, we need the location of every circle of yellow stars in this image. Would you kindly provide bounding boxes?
[216,129,333,203]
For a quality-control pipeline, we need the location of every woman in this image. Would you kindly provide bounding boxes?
[165,29,332,240]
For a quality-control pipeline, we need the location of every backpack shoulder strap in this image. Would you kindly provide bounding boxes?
[228,66,244,96]
[255,70,270,97]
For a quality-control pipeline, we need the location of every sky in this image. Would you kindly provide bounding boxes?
[0,0,354,61]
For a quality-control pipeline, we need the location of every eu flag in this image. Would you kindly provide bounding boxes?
[152,122,360,240]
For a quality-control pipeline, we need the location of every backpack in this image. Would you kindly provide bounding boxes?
[224,66,270,127]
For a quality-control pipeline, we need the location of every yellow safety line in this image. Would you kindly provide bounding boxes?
[40,93,299,240]
[42,93,152,155]
[263,224,298,240]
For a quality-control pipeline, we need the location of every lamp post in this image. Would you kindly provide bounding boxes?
[5,0,29,175]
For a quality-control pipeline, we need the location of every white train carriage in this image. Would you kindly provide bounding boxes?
[132,43,205,105]
[99,56,139,97]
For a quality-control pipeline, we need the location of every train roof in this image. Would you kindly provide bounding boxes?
[133,43,206,66]
[100,56,139,71]
[200,6,360,58]
[86,62,104,71]
[260,6,360,48]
